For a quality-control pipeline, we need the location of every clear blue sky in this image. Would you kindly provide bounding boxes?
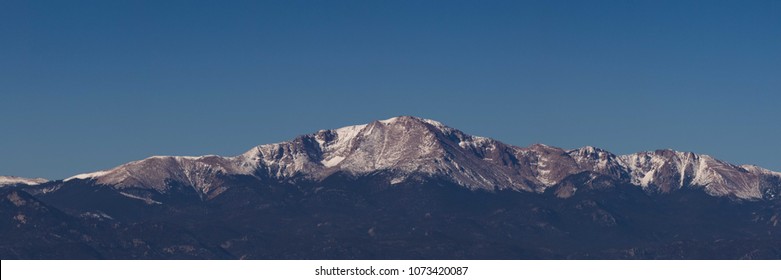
[1,0,779,179]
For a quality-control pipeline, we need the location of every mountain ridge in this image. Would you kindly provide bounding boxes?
[7,116,781,200]
[0,176,48,187]
[3,116,781,259]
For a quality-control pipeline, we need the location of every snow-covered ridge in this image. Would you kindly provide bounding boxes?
[0,176,48,187]
[66,170,110,181]
[57,116,781,200]
[741,164,781,177]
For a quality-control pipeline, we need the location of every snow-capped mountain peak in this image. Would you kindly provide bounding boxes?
[58,116,781,200]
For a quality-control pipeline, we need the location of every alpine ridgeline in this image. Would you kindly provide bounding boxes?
[54,116,780,201]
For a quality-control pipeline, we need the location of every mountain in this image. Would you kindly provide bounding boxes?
[2,116,780,259]
[58,116,780,200]
[0,176,48,187]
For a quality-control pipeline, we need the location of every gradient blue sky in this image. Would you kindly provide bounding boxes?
[1,0,779,179]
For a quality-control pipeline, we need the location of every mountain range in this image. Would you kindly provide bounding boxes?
[2,116,780,259]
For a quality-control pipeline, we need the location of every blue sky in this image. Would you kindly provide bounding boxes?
[1,0,779,179]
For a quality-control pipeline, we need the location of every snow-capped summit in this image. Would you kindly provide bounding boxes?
[240,116,537,190]
[0,176,48,187]
[60,116,781,200]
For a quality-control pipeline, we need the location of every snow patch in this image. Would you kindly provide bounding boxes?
[321,156,345,168]
[332,124,367,149]
[638,169,656,187]
[81,211,114,220]
[119,192,163,205]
